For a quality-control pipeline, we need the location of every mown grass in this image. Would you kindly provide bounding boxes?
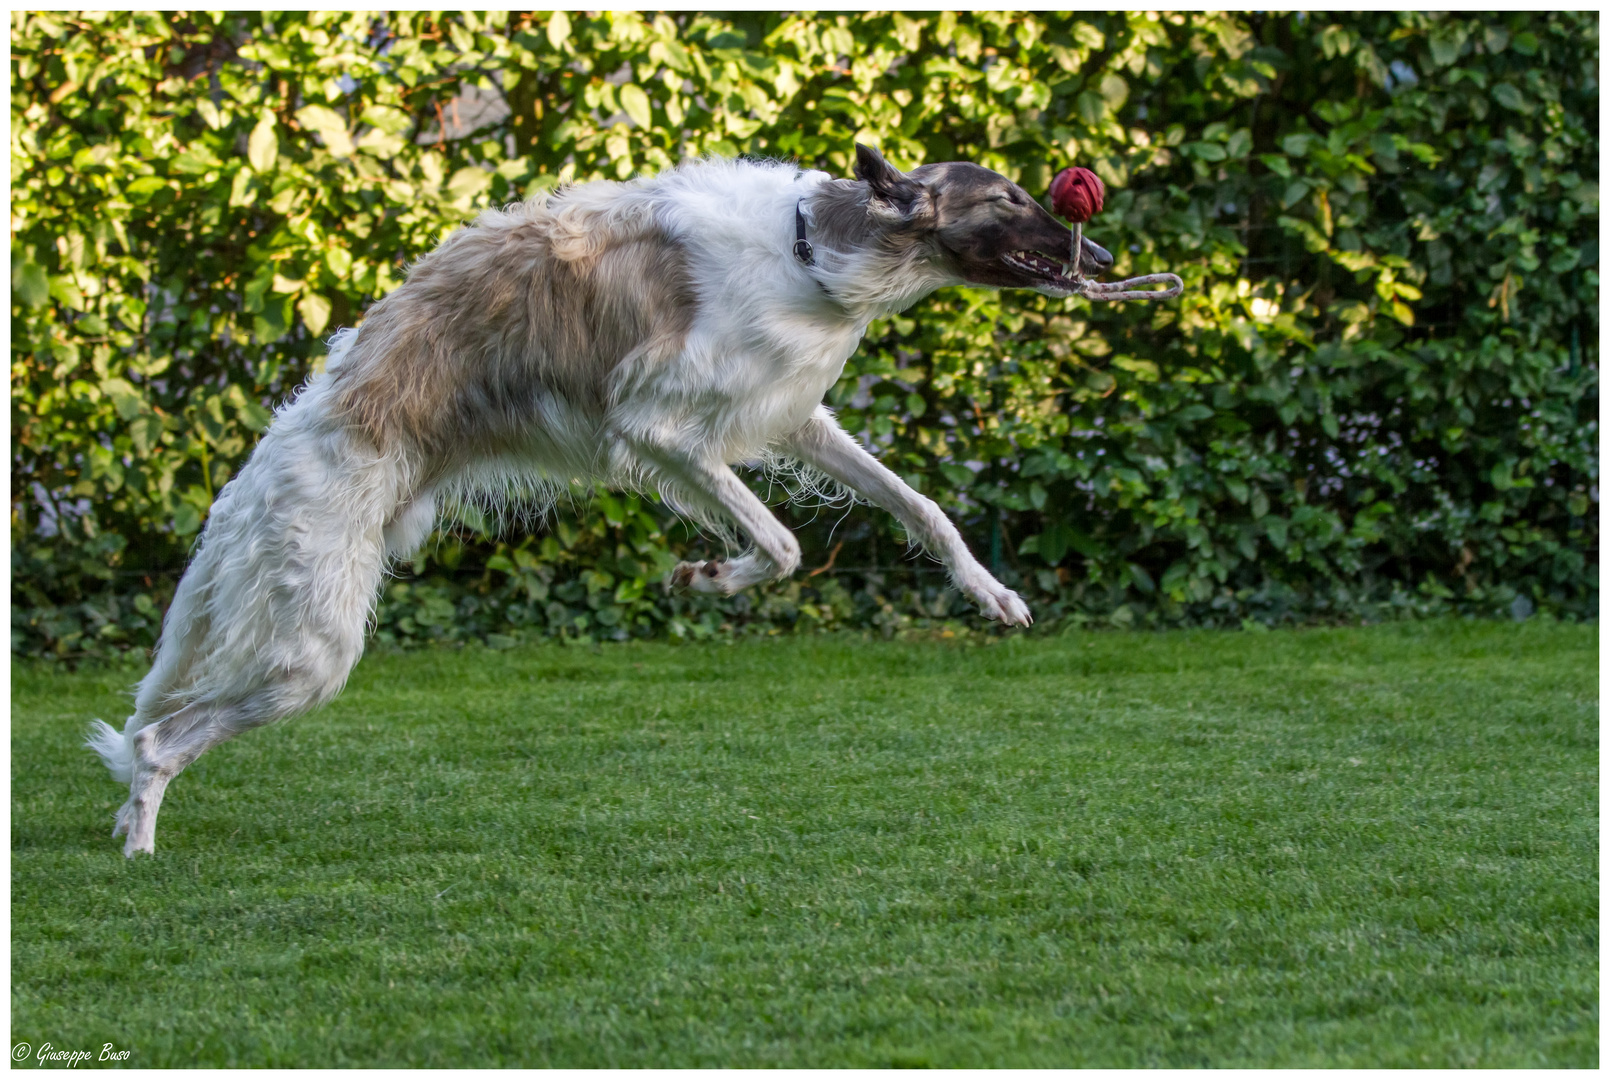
[11,621,1598,1067]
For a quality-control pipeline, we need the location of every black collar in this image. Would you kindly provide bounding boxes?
[792,197,848,309]
[793,200,815,266]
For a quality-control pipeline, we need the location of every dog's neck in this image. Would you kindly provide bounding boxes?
[798,179,958,322]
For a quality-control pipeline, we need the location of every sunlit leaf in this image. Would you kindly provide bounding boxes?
[12,260,48,308]
[297,293,332,336]
[619,83,653,129]
[547,10,571,49]
[296,105,354,158]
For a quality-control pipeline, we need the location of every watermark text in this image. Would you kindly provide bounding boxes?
[10,1043,132,1067]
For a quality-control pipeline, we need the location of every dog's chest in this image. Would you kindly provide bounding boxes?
[770,315,864,388]
[711,314,863,442]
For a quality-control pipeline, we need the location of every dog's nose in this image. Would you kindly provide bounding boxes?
[1082,236,1115,273]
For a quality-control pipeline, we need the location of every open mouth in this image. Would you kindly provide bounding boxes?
[1002,249,1083,289]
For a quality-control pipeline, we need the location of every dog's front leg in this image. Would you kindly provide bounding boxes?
[632,441,802,595]
[783,406,1032,626]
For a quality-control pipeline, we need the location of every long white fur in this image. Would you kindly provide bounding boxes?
[89,156,1030,856]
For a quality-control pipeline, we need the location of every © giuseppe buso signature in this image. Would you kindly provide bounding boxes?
[11,1042,132,1066]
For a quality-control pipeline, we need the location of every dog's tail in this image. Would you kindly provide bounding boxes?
[86,718,136,784]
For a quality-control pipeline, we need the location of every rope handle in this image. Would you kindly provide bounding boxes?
[1069,222,1184,303]
[1077,273,1184,302]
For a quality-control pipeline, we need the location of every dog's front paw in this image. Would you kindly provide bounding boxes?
[961,574,1033,627]
[670,559,730,595]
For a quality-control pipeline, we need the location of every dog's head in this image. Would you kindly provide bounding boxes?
[853,143,1114,297]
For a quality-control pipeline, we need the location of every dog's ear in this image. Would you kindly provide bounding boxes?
[854,143,932,226]
[855,143,906,190]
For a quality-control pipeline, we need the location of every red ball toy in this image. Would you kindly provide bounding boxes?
[1049,166,1104,223]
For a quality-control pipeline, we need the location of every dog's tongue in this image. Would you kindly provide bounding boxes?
[1049,166,1104,223]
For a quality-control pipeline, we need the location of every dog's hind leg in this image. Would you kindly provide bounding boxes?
[114,665,358,856]
[114,701,224,855]
[90,376,410,855]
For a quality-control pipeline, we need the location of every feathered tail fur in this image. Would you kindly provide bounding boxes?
[86,719,136,784]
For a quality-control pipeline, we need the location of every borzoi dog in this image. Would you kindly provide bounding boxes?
[88,144,1115,855]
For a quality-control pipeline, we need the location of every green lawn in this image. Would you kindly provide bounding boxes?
[11,621,1598,1067]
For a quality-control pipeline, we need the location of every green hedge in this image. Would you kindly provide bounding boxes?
[11,11,1599,658]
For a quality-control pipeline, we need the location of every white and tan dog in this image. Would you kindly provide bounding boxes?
[89,144,1116,855]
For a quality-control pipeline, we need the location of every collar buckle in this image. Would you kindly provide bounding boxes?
[793,201,815,266]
